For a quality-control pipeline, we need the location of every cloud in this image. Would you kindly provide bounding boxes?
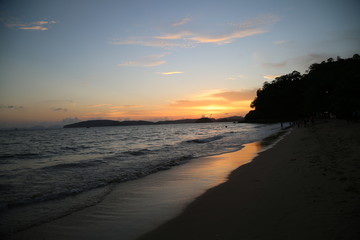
[227,75,247,80]
[87,104,112,108]
[52,107,68,112]
[111,14,280,48]
[111,37,194,48]
[169,89,256,111]
[118,60,165,67]
[41,99,74,104]
[1,15,57,31]
[187,28,266,45]
[170,99,228,108]
[80,107,150,120]
[86,104,143,110]
[154,31,192,40]
[232,15,280,29]
[118,53,169,67]
[263,75,281,80]
[210,89,257,101]
[157,71,184,75]
[110,105,143,109]
[18,26,48,31]
[0,105,24,110]
[172,16,191,27]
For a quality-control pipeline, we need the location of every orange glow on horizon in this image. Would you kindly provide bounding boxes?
[0,89,255,126]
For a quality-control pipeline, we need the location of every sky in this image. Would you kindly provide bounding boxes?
[1,0,359,128]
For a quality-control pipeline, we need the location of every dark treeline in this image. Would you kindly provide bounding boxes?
[245,54,360,122]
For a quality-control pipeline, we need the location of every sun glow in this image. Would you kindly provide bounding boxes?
[192,105,236,111]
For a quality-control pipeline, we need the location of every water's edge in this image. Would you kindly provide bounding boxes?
[7,128,291,240]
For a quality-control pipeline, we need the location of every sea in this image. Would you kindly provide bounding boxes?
[0,122,281,237]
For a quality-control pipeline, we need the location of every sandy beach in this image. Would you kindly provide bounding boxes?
[139,120,360,240]
[8,120,360,240]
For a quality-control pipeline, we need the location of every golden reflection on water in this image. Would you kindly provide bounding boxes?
[182,141,263,188]
[178,127,289,190]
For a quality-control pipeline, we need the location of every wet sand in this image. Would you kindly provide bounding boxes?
[139,120,360,240]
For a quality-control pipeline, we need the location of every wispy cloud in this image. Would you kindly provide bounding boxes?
[152,28,265,45]
[18,25,48,31]
[231,15,280,29]
[154,31,192,40]
[41,99,74,104]
[110,105,143,109]
[169,89,256,110]
[111,37,194,48]
[111,14,280,48]
[172,16,190,27]
[86,104,143,110]
[1,15,57,31]
[118,53,169,67]
[170,99,228,108]
[263,75,281,80]
[210,89,257,101]
[188,28,266,45]
[87,104,112,108]
[157,71,184,75]
[118,60,165,67]
[52,107,68,112]
[227,75,247,80]
[0,104,24,110]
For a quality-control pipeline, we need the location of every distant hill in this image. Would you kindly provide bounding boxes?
[63,120,154,128]
[195,117,215,123]
[216,116,244,122]
[63,116,244,128]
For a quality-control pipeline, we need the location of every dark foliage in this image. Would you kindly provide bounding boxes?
[245,54,360,121]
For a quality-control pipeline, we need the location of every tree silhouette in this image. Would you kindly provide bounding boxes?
[245,54,360,122]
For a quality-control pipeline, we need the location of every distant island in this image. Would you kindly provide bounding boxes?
[63,116,244,128]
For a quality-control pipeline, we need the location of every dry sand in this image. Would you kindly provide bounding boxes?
[139,120,360,240]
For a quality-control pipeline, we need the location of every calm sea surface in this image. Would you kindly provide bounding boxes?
[0,122,280,235]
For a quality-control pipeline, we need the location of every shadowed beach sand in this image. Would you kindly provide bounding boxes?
[139,120,360,240]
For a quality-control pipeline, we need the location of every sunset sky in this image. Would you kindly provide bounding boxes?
[1,0,359,128]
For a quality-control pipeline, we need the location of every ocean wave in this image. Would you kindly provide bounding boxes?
[0,123,281,213]
[43,159,107,170]
[3,182,108,209]
[0,152,40,160]
[185,134,224,144]
[123,149,152,156]
[60,145,92,151]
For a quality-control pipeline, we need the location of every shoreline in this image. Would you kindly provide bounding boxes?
[139,120,360,240]
[8,127,284,240]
